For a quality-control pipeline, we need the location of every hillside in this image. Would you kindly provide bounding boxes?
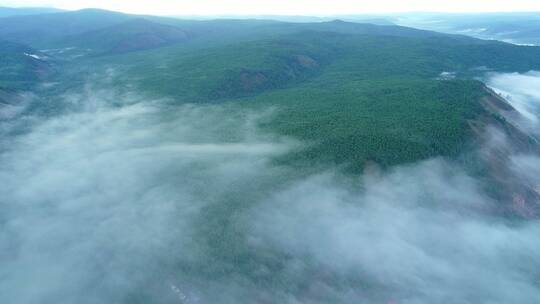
[3,10,540,170]
[53,22,540,170]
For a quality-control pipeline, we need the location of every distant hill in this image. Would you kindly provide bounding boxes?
[0,8,411,50]
[170,15,394,25]
[0,6,64,18]
[0,9,408,56]
[61,18,192,55]
[0,9,131,47]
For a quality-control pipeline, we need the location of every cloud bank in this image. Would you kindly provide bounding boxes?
[1,75,540,303]
[486,71,540,131]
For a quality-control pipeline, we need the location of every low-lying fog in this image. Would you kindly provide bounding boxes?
[1,73,540,303]
[487,71,540,131]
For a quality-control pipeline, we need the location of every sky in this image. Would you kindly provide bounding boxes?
[2,0,540,16]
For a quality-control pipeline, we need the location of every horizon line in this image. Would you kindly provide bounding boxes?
[3,6,540,17]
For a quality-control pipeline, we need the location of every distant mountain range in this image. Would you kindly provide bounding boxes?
[0,6,64,17]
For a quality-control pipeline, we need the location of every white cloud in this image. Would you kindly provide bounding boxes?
[247,164,540,303]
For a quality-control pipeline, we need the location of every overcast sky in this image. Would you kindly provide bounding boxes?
[2,0,540,15]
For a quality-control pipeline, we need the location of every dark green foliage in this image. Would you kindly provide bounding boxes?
[253,78,486,169]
